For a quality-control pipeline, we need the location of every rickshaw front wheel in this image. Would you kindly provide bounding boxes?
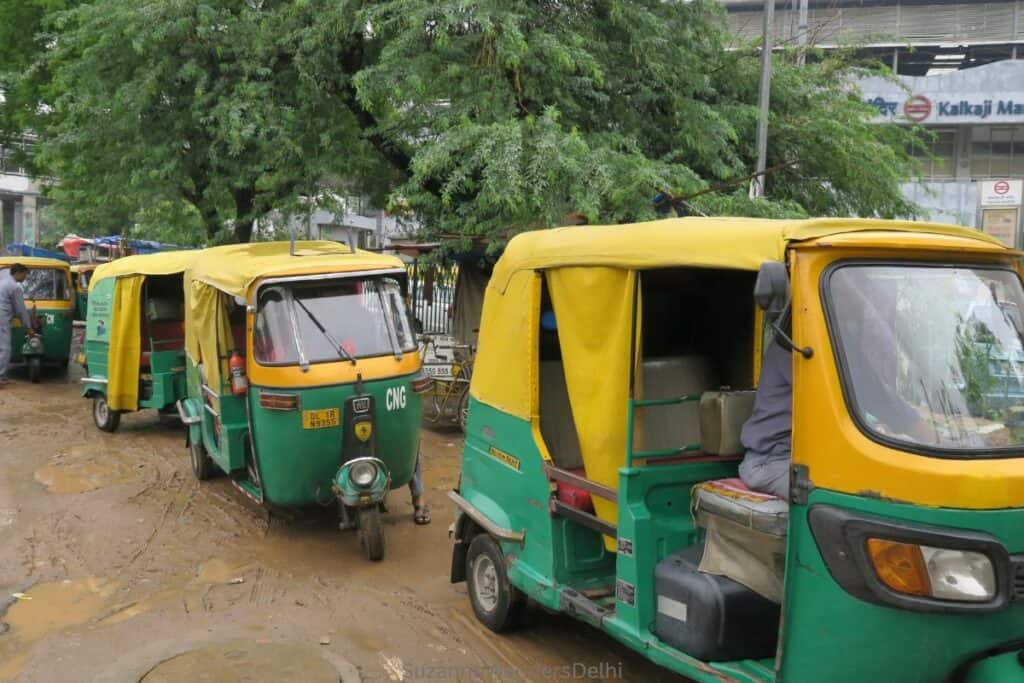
[92,395,121,432]
[466,534,525,633]
[27,357,41,383]
[190,438,216,481]
[357,506,385,561]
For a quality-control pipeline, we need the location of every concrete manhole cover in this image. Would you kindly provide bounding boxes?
[141,640,348,682]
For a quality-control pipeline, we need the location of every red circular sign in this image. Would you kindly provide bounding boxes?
[994,180,1011,195]
[903,95,932,122]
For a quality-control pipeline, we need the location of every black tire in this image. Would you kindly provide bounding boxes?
[357,506,385,561]
[457,387,470,433]
[190,437,216,481]
[27,357,41,383]
[93,395,121,432]
[466,534,526,632]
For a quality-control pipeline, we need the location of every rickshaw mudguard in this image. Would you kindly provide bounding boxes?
[333,459,391,507]
[958,649,1024,683]
[178,397,204,444]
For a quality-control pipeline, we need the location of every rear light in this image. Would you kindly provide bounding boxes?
[866,538,997,602]
[410,373,434,394]
[259,391,300,410]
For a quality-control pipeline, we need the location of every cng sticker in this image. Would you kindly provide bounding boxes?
[386,386,407,411]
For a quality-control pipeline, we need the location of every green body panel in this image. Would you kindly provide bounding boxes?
[458,398,1024,682]
[76,292,88,320]
[778,488,1024,683]
[10,307,72,365]
[188,363,422,509]
[460,398,773,682]
[963,651,1024,683]
[248,376,421,506]
[81,277,186,411]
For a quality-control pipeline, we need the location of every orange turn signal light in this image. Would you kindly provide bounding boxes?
[866,538,932,597]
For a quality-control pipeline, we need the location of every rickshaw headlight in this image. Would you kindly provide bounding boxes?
[350,461,378,488]
[867,539,996,602]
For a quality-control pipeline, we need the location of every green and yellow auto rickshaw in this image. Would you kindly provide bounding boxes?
[0,256,74,382]
[178,241,427,560]
[71,262,101,320]
[80,251,200,432]
[450,217,1024,682]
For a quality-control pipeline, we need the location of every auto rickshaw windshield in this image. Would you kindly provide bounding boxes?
[1,267,69,301]
[826,263,1024,455]
[253,275,416,365]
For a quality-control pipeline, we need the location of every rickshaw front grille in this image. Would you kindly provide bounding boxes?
[1012,556,1024,600]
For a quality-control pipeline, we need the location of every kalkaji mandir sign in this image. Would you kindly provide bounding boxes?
[867,94,1024,123]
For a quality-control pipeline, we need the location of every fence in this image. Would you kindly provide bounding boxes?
[407,262,458,335]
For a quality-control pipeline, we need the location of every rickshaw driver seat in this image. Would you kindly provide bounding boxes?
[691,391,789,602]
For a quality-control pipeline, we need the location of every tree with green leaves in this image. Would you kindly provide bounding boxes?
[2,0,923,247]
[355,0,923,243]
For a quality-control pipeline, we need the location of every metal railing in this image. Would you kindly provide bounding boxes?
[407,263,458,335]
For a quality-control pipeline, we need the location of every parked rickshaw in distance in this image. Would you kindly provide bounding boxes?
[0,256,74,382]
[71,262,102,320]
[80,251,200,432]
[450,217,1024,682]
[178,241,428,560]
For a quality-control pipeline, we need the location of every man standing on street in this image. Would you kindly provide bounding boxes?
[0,264,34,386]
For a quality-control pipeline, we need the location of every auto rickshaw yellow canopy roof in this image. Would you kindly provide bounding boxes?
[89,250,201,290]
[0,256,71,271]
[489,217,1008,290]
[187,240,405,299]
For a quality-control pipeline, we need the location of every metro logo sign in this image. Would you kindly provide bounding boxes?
[903,95,932,122]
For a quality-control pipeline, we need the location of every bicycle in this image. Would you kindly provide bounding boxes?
[419,334,475,432]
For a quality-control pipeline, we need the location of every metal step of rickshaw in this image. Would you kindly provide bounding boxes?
[559,587,612,627]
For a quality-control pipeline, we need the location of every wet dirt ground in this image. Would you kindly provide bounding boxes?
[0,360,684,682]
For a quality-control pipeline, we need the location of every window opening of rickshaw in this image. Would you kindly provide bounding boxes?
[253,276,416,367]
[4,267,69,301]
[825,263,1024,457]
[294,295,357,365]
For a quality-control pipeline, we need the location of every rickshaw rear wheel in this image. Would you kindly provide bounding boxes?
[357,506,385,561]
[27,357,41,383]
[466,534,525,632]
[190,438,216,481]
[92,395,121,432]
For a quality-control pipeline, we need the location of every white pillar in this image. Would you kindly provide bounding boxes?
[22,194,37,247]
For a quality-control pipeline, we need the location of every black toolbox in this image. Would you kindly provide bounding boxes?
[653,543,780,662]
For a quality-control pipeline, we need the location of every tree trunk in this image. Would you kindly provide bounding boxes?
[232,187,256,243]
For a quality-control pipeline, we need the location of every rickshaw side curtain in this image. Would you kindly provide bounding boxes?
[547,267,638,549]
[186,280,233,393]
[107,275,144,411]
[470,270,540,418]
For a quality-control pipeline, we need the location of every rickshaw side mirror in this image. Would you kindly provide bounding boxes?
[233,295,247,307]
[754,262,789,320]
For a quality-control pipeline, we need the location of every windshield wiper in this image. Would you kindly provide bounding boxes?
[293,296,357,365]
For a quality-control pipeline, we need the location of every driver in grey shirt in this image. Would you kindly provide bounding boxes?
[0,264,34,386]
[738,339,792,499]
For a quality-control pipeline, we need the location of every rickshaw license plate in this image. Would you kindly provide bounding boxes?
[302,408,340,429]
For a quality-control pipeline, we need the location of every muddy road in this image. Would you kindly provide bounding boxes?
[0,362,682,682]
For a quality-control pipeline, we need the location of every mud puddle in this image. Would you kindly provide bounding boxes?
[0,578,120,680]
[141,640,341,682]
[34,443,140,493]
